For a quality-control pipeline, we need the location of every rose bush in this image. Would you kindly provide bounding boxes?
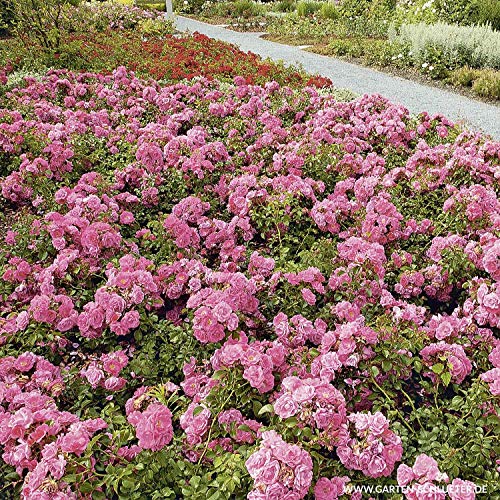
[0,45,498,499]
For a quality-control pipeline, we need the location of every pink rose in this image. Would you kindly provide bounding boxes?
[58,426,90,455]
[370,412,388,436]
[246,448,271,478]
[259,459,280,485]
[292,384,315,403]
[243,365,265,390]
[412,454,440,481]
[274,395,298,419]
[104,376,127,391]
[448,478,476,500]
[294,464,313,494]
[13,352,36,372]
[82,364,104,388]
[121,310,140,330]
[367,455,387,477]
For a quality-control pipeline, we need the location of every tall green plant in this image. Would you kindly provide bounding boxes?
[0,0,14,36]
[12,0,79,51]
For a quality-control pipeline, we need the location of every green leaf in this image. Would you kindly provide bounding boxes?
[252,400,262,415]
[432,363,445,374]
[193,406,204,417]
[382,360,392,372]
[122,479,136,490]
[258,404,274,416]
[79,483,93,494]
[212,370,227,380]
[441,371,452,387]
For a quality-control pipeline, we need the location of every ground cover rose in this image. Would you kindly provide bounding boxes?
[0,59,498,497]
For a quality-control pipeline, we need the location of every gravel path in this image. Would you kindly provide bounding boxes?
[176,16,500,139]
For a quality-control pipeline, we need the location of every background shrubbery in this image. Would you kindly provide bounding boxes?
[198,0,499,99]
[392,22,500,71]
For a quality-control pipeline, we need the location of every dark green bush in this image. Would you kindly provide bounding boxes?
[435,0,500,29]
[233,0,265,18]
[475,0,500,30]
[319,2,339,20]
[339,0,371,16]
[296,0,322,17]
[274,0,296,12]
[0,0,14,36]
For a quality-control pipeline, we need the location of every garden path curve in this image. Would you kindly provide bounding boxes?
[175,16,500,139]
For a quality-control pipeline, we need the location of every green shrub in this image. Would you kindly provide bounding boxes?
[326,37,398,66]
[448,66,479,86]
[296,0,322,16]
[274,0,296,12]
[339,0,371,17]
[11,0,79,51]
[0,0,14,36]
[393,0,440,26]
[367,0,396,20]
[395,0,500,28]
[232,0,265,17]
[364,39,401,66]
[471,70,500,98]
[434,0,480,25]
[319,1,339,19]
[475,0,500,30]
[139,2,166,10]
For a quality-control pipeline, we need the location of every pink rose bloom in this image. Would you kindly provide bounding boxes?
[274,394,299,419]
[274,443,304,468]
[133,403,173,451]
[14,352,37,372]
[370,412,388,436]
[58,426,90,456]
[448,478,476,500]
[119,211,135,224]
[259,459,281,485]
[104,376,127,391]
[246,448,272,479]
[483,293,499,312]
[102,350,128,376]
[89,307,105,330]
[314,477,349,499]
[435,321,453,340]
[489,346,500,368]
[412,454,440,481]
[397,464,415,487]
[294,464,313,494]
[16,311,29,331]
[213,302,232,322]
[301,288,316,305]
[120,310,140,331]
[367,455,387,477]
[81,363,104,388]
[292,384,315,403]
[282,376,303,392]
[314,408,344,430]
[243,365,265,390]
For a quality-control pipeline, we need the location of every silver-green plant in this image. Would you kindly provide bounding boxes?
[392,22,500,69]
